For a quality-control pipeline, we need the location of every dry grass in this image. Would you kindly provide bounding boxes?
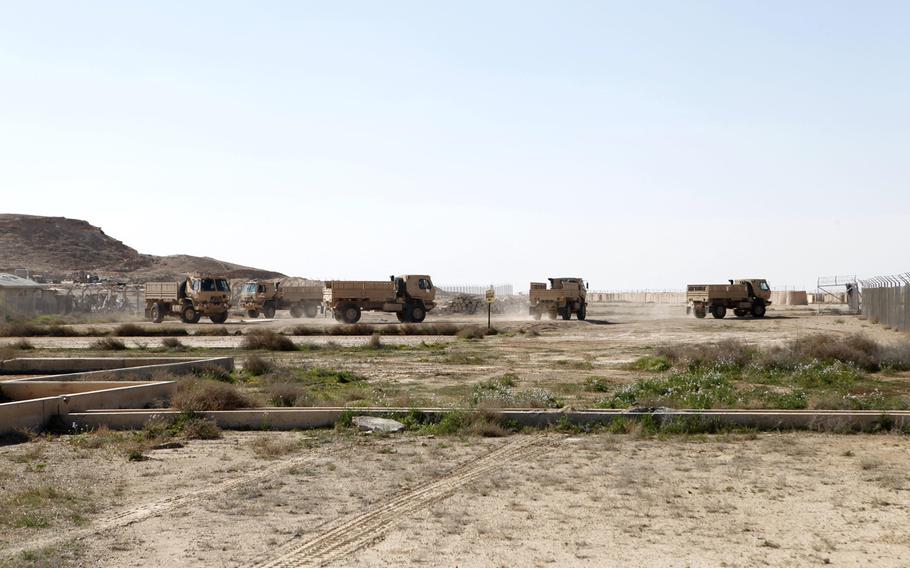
[249,435,303,459]
[171,378,257,411]
[241,329,297,351]
[161,337,187,351]
[88,337,128,351]
[244,355,274,376]
[289,323,465,336]
[114,323,189,337]
[653,334,910,374]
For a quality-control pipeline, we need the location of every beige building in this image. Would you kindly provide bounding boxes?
[0,273,44,320]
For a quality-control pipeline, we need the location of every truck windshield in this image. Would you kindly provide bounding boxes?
[242,283,257,295]
[759,282,770,291]
[200,279,229,292]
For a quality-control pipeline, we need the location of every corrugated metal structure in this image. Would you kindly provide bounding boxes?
[0,273,44,320]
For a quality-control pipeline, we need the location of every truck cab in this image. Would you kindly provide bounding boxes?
[184,275,231,316]
[733,279,771,303]
[396,275,436,305]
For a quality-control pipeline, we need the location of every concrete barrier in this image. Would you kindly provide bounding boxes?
[0,356,232,434]
[1,357,233,381]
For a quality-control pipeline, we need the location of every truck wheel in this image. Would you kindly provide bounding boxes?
[531,310,542,321]
[547,310,557,320]
[289,304,304,318]
[304,304,319,318]
[693,303,706,319]
[711,304,727,319]
[396,311,409,323]
[263,303,276,319]
[409,304,426,323]
[733,309,748,318]
[340,304,361,324]
[151,303,164,323]
[561,307,571,320]
[210,311,228,324]
[577,304,587,321]
[246,310,260,319]
[751,302,766,318]
[180,306,197,324]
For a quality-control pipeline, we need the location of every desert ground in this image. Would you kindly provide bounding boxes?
[2,302,910,567]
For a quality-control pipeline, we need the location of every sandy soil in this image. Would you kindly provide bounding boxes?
[2,431,909,567]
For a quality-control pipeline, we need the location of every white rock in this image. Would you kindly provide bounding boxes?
[352,416,406,433]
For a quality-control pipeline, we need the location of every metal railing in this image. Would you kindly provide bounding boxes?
[861,273,910,332]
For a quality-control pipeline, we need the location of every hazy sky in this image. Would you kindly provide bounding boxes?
[1,1,907,290]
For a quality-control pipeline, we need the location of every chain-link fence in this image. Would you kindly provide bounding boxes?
[861,274,910,331]
[439,284,514,296]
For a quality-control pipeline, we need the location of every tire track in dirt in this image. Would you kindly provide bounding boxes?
[1,445,339,559]
[251,434,552,568]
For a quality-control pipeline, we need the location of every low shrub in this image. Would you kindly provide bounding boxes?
[89,337,128,351]
[161,337,187,351]
[470,376,562,409]
[241,329,297,351]
[243,355,273,376]
[10,339,35,350]
[584,376,611,392]
[171,378,256,411]
[192,326,233,336]
[178,415,222,440]
[114,323,189,337]
[191,364,234,382]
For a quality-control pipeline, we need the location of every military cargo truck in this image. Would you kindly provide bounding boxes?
[529,277,588,320]
[324,275,436,324]
[239,280,322,319]
[144,274,231,324]
[686,278,771,319]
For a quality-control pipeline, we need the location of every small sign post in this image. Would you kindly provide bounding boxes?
[485,287,495,330]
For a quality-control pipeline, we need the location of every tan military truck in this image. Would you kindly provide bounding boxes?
[239,280,322,319]
[144,274,231,324]
[324,275,436,324]
[686,278,771,319]
[529,277,588,320]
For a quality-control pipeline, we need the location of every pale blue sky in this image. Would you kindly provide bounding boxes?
[1,1,907,289]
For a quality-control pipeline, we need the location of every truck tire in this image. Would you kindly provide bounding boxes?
[409,304,426,323]
[396,311,409,323]
[561,307,571,320]
[733,309,748,318]
[531,310,542,321]
[751,302,766,318]
[693,303,706,319]
[210,311,228,324]
[151,303,164,324]
[180,306,198,324]
[263,303,276,319]
[246,310,260,319]
[577,304,587,321]
[547,310,557,320]
[289,304,304,318]
[304,303,319,318]
[711,304,727,319]
[340,303,361,324]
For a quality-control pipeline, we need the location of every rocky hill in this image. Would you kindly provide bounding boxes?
[0,214,284,282]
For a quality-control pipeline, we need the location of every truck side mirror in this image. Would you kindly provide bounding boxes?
[586,282,589,290]
[390,275,395,282]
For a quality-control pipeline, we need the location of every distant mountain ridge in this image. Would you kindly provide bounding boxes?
[0,214,284,282]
